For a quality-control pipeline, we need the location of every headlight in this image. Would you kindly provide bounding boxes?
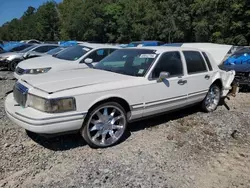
[27,94,76,113]
[26,67,51,74]
[0,56,7,61]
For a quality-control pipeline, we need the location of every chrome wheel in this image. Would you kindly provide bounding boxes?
[204,85,220,111]
[86,105,126,147]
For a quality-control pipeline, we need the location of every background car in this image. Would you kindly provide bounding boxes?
[14,43,119,79]
[0,43,34,70]
[0,44,58,71]
[125,41,165,47]
[6,47,235,148]
[220,47,250,89]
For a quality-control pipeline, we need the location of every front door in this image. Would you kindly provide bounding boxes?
[143,51,188,117]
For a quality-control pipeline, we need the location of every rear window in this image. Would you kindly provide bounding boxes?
[183,51,207,74]
[202,52,213,71]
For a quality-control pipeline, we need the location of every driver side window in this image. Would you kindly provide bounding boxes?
[86,49,109,62]
[152,51,183,79]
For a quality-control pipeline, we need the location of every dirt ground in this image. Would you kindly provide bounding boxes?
[0,71,250,188]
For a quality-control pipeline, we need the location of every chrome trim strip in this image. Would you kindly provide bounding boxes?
[7,111,84,126]
[131,103,144,110]
[15,112,87,121]
[130,95,188,112]
[145,95,187,105]
[188,90,208,97]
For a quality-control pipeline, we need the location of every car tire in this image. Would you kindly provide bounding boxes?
[202,84,221,112]
[81,102,128,148]
[8,60,19,72]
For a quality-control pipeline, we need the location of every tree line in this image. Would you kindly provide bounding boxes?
[0,0,249,45]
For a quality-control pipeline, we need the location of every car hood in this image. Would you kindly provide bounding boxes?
[220,64,250,72]
[18,55,72,69]
[21,68,136,93]
[0,52,18,58]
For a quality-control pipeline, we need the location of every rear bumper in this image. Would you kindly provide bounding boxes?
[5,93,86,134]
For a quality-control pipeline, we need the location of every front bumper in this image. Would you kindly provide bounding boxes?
[5,93,86,134]
[14,72,20,80]
[0,60,9,67]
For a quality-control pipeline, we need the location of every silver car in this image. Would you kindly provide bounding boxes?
[0,44,58,71]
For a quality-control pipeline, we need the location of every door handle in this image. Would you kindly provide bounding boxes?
[205,75,210,80]
[178,79,187,85]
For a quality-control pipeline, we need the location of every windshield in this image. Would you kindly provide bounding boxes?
[47,47,66,55]
[94,49,158,77]
[54,45,91,61]
[19,45,35,53]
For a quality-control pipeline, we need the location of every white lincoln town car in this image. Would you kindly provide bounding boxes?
[5,47,235,148]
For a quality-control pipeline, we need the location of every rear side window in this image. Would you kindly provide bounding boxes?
[183,51,207,74]
[202,52,213,71]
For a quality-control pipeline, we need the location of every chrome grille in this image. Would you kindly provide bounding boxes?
[13,82,28,107]
[15,67,25,75]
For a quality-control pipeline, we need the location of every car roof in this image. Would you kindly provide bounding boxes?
[78,42,119,49]
[127,46,203,53]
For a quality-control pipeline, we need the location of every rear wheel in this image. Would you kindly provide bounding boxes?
[81,102,127,148]
[202,84,221,112]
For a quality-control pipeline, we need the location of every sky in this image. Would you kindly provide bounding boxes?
[0,0,62,26]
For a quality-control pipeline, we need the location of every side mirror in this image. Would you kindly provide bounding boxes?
[157,72,170,82]
[84,58,93,64]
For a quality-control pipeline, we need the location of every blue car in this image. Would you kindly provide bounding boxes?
[122,41,165,48]
[0,41,31,52]
[58,40,78,47]
[224,47,250,65]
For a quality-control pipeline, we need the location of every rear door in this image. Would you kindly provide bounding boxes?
[182,51,213,105]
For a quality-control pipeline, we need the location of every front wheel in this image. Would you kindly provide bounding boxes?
[81,102,128,148]
[8,61,19,72]
[202,84,221,112]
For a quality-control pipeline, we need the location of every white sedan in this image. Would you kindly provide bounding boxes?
[14,43,119,79]
[5,47,235,148]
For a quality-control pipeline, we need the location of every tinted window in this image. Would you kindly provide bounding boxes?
[86,49,111,62]
[47,45,59,51]
[33,46,49,53]
[202,52,213,71]
[109,48,117,54]
[55,45,90,61]
[33,45,57,53]
[20,45,36,53]
[152,52,183,78]
[47,47,66,55]
[10,44,32,52]
[183,51,207,74]
[95,49,158,77]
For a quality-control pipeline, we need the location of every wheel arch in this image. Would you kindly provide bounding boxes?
[212,78,223,89]
[87,95,132,118]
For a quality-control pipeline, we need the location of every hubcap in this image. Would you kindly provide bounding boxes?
[205,86,220,111]
[87,106,126,146]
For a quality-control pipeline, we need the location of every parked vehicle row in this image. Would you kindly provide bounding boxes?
[14,43,119,79]
[5,46,236,148]
[0,44,59,71]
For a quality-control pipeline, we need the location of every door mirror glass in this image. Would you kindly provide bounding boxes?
[84,58,93,64]
[157,72,170,82]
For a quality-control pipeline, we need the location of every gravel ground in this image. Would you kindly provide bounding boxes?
[0,71,250,188]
